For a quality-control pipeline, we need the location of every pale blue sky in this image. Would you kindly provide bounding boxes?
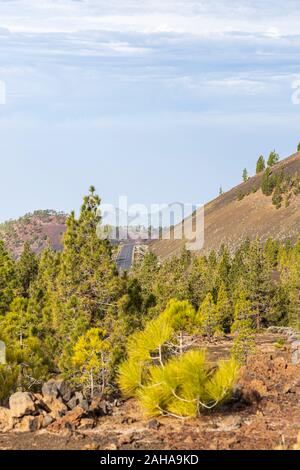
[0,0,300,222]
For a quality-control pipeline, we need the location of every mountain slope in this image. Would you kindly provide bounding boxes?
[0,210,67,258]
[151,151,300,259]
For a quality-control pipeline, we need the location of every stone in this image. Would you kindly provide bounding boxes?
[42,379,74,403]
[78,398,89,412]
[48,406,86,433]
[216,415,242,432]
[78,418,96,431]
[55,379,68,396]
[15,415,42,433]
[291,340,300,365]
[42,414,55,428]
[34,394,51,413]
[41,394,68,419]
[90,398,111,416]
[42,379,59,399]
[0,407,13,432]
[75,391,84,402]
[67,396,78,410]
[62,390,72,403]
[148,419,161,430]
[9,392,36,418]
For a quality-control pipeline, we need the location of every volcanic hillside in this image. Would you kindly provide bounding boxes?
[0,210,67,258]
[151,151,300,260]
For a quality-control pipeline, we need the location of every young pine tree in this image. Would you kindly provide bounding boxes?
[242,168,249,182]
[261,167,275,196]
[244,240,274,330]
[231,291,255,364]
[197,293,220,338]
[267,150,279,167]
[256,155,266,174]
[215,282,232,333]
[16,242,38,298]
[71,328,110,397]
[0,241,17,315]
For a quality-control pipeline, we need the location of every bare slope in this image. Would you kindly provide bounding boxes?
[0,210,67,258]
[151,151,300,259]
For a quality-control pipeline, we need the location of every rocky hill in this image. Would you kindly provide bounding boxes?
[0,210,67,258]
[151,151,300,260]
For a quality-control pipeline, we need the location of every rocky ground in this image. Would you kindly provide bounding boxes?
[0,331,300,451]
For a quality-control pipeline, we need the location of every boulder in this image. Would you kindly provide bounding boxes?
[48,406,86,433]
[42,379,59,399]
[14,415,43,433]
[90,398,111,416]
[43,396,68,420]
[67,392,89,411]
[67,396,78,410]
[9,392,36,418]
[42,378,74,403]
[0,407,13,432]
[42,414,55,428]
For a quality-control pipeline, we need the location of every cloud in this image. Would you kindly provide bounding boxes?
[0,0,300,35]
[0,1,299,123]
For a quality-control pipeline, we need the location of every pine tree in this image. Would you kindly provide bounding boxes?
[56,187,121,324]
[117,277,144,333]
[0,297,52,388]
[16,242,38,298]
[279,245,300,328]
[0,241,16,316]
[231,291,253,333]
[261,167,275,196]
[272,180,283,208]
[267,150,279,167]
[256,155,266,174]
[216,245,231,290]
[231,325,255,365]
[298,142,300,152]
[72,328,110,397]
[264,237,279,268]
[215,282,232,333]
[243,240,274,330]
[242,168,249,182]
[197,293,220,338]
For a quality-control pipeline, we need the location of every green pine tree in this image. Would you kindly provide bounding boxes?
[215,282,232,333]
[242,168,249,182]
[267,150,279,167]
[0,241,17,316]
[256,155,266,174]
[16,242,38,298]
[197,293,220,338]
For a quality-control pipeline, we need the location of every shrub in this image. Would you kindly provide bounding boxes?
[118,313,239,418]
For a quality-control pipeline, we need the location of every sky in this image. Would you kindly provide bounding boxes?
[0,0,300,222]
